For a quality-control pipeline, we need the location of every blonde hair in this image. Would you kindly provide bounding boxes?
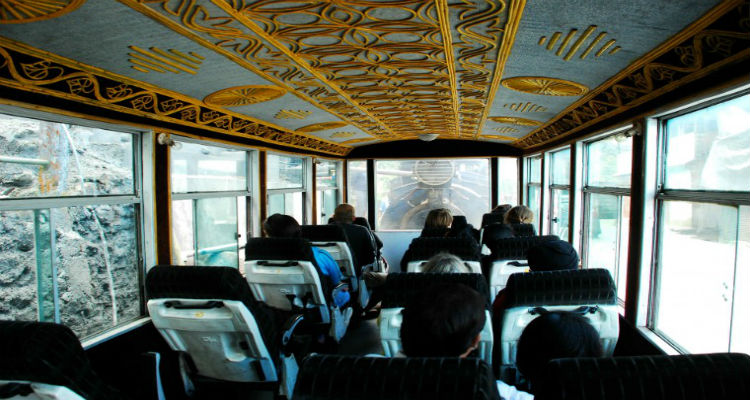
[504,205,534,224]
[424,208,453,230]
[422,252,471,273]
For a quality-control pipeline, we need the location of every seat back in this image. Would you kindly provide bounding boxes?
[300,224,357,287]
[498,269,618,381]
[146,266,279,383]
[0,321,128,400]
[245,237,330,320]
[481,212,505,228]
[486,235,559,296]
[293,355,501,400]
[404,236,481,273]
[379,273,493,364]
[537,353,750,400]
[509,223,536,237]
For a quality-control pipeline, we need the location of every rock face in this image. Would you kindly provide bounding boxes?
[0,116,141,339]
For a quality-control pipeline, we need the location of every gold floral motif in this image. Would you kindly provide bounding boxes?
[482,134,517,141]
[501,77,589,96]
[494,127,519,134]
[203,85,286,107]
[297,121,348,133]
[341,138,377,145]
[503,102,547,112]
[275,109,312,120]
[489,116,542,126]
[0,0,85,24]
[330,131,356,139]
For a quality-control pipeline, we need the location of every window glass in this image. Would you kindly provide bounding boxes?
[375,159,489,230]
[528,156,541,183]
[585,193,629,302]
[0,113,134,198]
[732,206,749,354]
[549,189,569,238]
[317,189,338,223]
[550,149,570,185]
[498,158,518,205]
[316,160,338,189]
[268,192,304,223]
[267,154,304,190]
[527,185,541,233]
[171,200,195,265]
[664,94,750,191]
[347,161,369,219]
[654,201,738,353]
[0,210,45,322]
[171,141,246,193]
[54,204,141,338]
[195,197,238,268]
[588,134,632,188]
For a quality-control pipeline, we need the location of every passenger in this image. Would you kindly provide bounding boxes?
[492,204,513,215]
[330,203,381,270]
[262,214,350,308]
[420,208,453,237]
[516,311,603,394]
[447,215,481,244]
[399,283,532,400]
[504,205,534,224]
[421,252,472,273]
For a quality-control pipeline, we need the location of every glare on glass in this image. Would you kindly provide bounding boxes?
[664,94,750,191]
[171,141,247,193]
[268,192,304,224]
[550,189,569,238]
[528,157,542,183]
[347,161,369,219]
[195,197,239,268]
[584,193,629,303]
[498,158,518,206]
[587,134,632,188]
[316,160,338,189]
[267,154,305,190]
[550,149,570,185]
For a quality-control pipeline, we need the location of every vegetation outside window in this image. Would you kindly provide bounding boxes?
[651,93,749,355]
[170,140,252,269]
[375,159,489,230]
[0,112,145,339]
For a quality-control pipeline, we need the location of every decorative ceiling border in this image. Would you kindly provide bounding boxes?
[514,0,750,149]
[118,0,395,139]
[0,37,350,155]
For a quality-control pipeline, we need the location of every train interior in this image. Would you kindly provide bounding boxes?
[0,0,749,399]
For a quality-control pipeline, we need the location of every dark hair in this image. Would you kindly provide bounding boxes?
[400,283,486,357]
[526,239,579,271]
[262,214,301,238]
[516,311,603,389]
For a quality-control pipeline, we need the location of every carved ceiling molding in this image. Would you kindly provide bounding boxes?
[203,85,286,106]
[120,0,526,140]
[297,121,348,133]
[515,0,750,149]
[489,116,542,126]
[501,76,589,96]
[0,37,350,155]
[0,0,86,24]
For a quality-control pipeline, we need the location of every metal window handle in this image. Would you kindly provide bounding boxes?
[551,217,559,223]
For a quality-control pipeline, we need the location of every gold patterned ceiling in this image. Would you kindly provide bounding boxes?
[0,0,748,155]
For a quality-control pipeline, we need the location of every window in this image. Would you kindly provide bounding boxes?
[498,157,518,206]
[315,159,340,223]
[170,139,252,269]
[347,160,369,220]
[0,112,147,339]
[547,148,570,239]
[375,159,490,230]
[525,155,542,233]
[267,153,307,224]
[582,132,632,305]
[650,92,750,354]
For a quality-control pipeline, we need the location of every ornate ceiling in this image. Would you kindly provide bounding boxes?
[0,0,747,155]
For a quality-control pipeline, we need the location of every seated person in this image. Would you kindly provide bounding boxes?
[330,203,382,271]
[504,205,534,225]
[516,311,603,395]
[263,214,350,308]
[422,252,473,273]
[447,215,480,244]
[492,239,579,321]
[420,208,453,237]
[493,204,513,215]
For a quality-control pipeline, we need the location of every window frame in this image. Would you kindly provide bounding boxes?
[544,147,571,238]
[170,136,256,268]
[266,152,310,224]
[315,158,342,224]
[646,87,750,354]
[524,154,543,234]
[0,105,154,344]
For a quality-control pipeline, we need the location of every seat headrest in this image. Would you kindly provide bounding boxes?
[452,215,468,228]
[509,223,536,237]
[293,354,501,400]
[381,273,490,310]
[353,217,372,230]
[419,227,451,237]
[245,237,315,262]
[505,268,616,307]
[407,237,480,261]
[488,235,559,259]
[300,224,349,242]
[146,266,255,303]
[0,321,127,400]
[481,223,516,244]
[481,212,505,228]
[537,353,750,400]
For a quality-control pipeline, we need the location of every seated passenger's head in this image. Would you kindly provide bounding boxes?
[262,214,301,238]
[424,208,453,230]
[504,205,534,224]
[333,203,355,223]
[526,239,579,271]
[400,282,486,358]
[422,252,471,274]
[492,204,513,214]
[516,311,603,389]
